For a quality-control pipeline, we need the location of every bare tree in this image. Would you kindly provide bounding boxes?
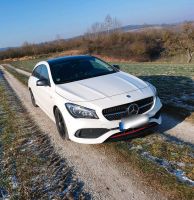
[87,22,103,38]
[85,14,121,38]
[55,34,63,52]
[164,22,194,63]
[179,23,194,63]
[103,15,121,34]
[22,41,32,55]
[104,15,112,34]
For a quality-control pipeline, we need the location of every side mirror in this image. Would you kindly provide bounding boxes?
[113,64,120,70]
[36,79,50,86]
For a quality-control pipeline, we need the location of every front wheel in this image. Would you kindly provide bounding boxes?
[54,107,69,140]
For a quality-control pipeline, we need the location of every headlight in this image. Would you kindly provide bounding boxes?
[145,81,158,97]
[65,103,98,119]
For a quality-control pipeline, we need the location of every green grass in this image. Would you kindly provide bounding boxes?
[115,63,194,120]
[113,141,194,200]
[9,58,194,121]
[99,139,194,200]
[0,85,25,198]
[115,63,194,77]
[10,57,194,76]
[6,67,28,85]
[9,57,49,72]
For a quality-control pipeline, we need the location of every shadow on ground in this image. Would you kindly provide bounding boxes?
[140,75,194,115]
[141,75,194,132]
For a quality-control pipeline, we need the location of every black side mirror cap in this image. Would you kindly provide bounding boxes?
[113,64,120,70]
[36,79,50,86]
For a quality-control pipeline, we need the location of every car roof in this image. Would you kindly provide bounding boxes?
[47,55,93,65]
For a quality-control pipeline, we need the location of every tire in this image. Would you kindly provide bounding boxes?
[54,107,69,140]
[29,89,38,107]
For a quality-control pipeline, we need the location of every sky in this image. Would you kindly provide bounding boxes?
[0,0,194,48]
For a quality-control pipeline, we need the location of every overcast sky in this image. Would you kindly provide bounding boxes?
[0,0,194,48]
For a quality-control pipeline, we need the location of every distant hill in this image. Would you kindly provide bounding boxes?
[121,23,182,32]
[0,47,9,51]
[120,22,193,32]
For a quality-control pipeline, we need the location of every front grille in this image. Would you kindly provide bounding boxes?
[102,96,154,121]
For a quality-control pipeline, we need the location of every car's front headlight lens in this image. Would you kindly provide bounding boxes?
[65,103,99,119]
[145,81,158,97]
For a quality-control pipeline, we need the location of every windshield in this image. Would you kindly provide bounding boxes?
[49,57,118,84]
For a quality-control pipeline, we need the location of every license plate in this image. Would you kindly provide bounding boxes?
[119,115,149,132]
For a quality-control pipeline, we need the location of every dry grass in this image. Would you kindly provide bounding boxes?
[0,71,90,199]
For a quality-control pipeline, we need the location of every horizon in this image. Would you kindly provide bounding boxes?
[0,0,194,48]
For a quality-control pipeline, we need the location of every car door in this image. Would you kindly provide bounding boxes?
[37,64,54,118]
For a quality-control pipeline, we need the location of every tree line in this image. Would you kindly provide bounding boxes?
[0,15,194,63]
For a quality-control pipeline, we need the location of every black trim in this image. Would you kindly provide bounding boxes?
[74,107,161,140]
[106,122,158,142]
[151,108,162,119]
[48,55,92,65]
[102,96,154,121]
[75,128,109,139]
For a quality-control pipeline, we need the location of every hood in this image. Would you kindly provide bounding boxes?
[55,72,148,102]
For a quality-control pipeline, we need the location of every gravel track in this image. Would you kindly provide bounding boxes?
[0,67,166,199]
[159,114,194,144]
[5,64,31,76]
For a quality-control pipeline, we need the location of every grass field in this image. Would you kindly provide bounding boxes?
[10,57,48,72]
[10,57,194,76]
[116,62,194,121]
[9,57,194,121]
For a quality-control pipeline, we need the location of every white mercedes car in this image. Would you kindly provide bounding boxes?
[28,55,162,144]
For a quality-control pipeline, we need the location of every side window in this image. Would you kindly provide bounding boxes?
[40,65,50,81]
[32,65,42,79]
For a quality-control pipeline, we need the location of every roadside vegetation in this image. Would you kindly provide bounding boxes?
[5,66,28,85]
[112,138,194,200]
[4,63,194,199]
[6,59,194,122]
[0,71,89,199]
[0,16,194,63]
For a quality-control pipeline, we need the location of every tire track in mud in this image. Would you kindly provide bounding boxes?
[0,70,90,199]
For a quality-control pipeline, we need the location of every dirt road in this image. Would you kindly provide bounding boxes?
[0,66,167,199]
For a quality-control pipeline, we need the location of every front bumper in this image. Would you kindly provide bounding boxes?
[63,97,162,144]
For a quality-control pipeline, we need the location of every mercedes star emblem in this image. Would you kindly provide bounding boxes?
[127,103,139,115]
